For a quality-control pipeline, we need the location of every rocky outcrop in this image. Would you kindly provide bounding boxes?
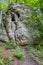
[0,3,41,45]
[15,22,31,45]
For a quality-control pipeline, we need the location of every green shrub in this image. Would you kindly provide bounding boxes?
[0,48,4,57]
[6,57,13,63]
[4,57,13,65]
[11,47,25,59]
[0,57,13,65]
[0,58,5,65]
[4,42,17,49]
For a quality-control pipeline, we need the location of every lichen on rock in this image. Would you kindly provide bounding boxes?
[0,3,41,45]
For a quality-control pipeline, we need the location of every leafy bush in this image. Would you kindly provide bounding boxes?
[28,43,43,65]
[0,58,5,65]
[0,57,13,65]
[4,57,13,65]
[0,0,39,11]
[4,42,17,49]
[0,48,4,57]
[11,47,25,59]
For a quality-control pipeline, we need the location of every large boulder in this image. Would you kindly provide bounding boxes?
[0,3,41,45]
[9,3,40,45]
[15,21,32,45]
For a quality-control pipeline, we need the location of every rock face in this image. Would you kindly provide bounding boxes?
[15,22,30,45]
[0,3,41,45]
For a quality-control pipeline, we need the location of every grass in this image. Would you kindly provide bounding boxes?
[0,41,25,60]
[0,42,25,59]
[4,42,17,49]
[0,47,4,58]
[10,47,25,59]
[0,57,13,65]
[4,57,13,65]
[0,46,13,65]
[0,58,5,65]
[27,43,43,65]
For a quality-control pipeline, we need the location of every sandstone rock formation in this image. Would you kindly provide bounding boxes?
[0,3,41,45]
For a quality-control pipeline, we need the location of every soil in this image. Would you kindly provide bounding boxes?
[0,44,40,65]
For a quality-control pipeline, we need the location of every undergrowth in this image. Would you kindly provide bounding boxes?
[10,47,25,60]
[4,42,17,49]
[0,57,13,65]
[28,42,43,65]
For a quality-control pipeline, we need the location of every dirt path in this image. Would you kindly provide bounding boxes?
[10,46,40,65]
[0,44,40,65]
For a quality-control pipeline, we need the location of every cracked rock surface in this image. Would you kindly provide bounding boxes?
[0,3,40,45]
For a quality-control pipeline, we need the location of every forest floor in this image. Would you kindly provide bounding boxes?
[0,42,40,65]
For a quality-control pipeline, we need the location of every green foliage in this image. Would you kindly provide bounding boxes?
[7,57,13,63]
[25,0,38,7]
[0,0,43,12]
[11,47,25,59]
[4,42,17,49]
[0,58,5,65]
[3,4,8,11]
[5,57,13,65]
[0,0,15,11]
[17,0,24,3]
[0,48,4,56]
[37,10,43,39]
[0,0,39,11]
[28,44,43,65]
[0,1,2,10]
[39,0,43,12]
[0,57,13,65]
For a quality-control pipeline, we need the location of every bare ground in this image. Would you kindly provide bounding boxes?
[0,44,40,65]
